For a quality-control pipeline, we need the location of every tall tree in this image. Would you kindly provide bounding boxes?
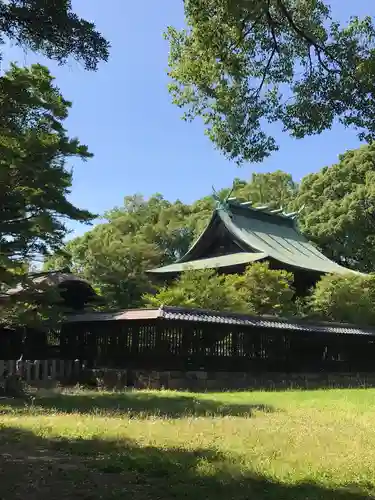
[232,262,295,316]
[65,226,161,310]
[234,171,298,208]
[105,194,195,265]
[293,143,375,273]
[0,64,94,322]
[305,273,375,325]
[0,0,109,70]
[0,1,108,327]
[45,194,197,309]
[166,1,375,163]
[44,172,300,310]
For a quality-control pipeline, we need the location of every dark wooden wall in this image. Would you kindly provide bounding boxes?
[0,327,60,360]
[57,320,375,373]
[2,319,374,373]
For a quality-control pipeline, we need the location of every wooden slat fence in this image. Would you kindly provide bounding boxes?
[59,320,375,372]
[3,318,375,374]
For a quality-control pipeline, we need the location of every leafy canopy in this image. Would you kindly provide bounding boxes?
[235,262,295,316]
[45,173,299,310]
[0,64,95,324]
[0,64,94,274]
[144,268,248,312]
[0,0,109,70]
[145,263,295,317]
[166,0,375,163]
[293,143,375,273]
[234,170,298,209]
[306,273,375,326]
[45,194,196,309]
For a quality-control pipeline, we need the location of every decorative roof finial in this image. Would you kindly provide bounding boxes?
[212,181,237,212]
[212,185,220,203]
[224,181,235,203]
[283,210,298,219]
[211,185,228,211]
[254,204,269,211]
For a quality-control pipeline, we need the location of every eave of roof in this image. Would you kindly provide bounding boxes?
[5,271,94,296]
[0,270,103,304]
[147,252,266,274]
[65,306,375,336]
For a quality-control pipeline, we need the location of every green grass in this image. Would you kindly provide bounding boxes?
[1,388,375,499]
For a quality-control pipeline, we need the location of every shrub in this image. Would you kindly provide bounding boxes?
[144,268,247,312]
[306,273,375,325]
[144,262,295,317]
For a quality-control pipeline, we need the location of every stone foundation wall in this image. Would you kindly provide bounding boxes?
[83,369,375,391]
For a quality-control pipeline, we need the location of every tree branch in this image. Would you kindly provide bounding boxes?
[1,214,36,225]
[275,0,341,74]
[266,0,281,55]
[253,46,277,98]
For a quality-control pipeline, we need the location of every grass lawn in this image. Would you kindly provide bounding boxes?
[0,388,375,499]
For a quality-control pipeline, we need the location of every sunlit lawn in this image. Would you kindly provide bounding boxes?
[0,388,375,499]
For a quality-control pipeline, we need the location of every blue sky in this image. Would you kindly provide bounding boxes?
[2,0,373,237]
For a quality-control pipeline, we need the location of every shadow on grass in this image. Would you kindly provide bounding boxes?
[0,425,372,500]
[0,391,276,418]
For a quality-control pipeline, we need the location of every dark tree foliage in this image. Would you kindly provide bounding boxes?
[0,1,108,326]
[0,0,109,70]
[293,143,375,273]
[45,174,300,309]
[0,64,95,325]
[0,64,94,273]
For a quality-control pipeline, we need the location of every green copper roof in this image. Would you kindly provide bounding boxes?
[218,204,352,275]
[148,200,357,276]
[149,252,266,274]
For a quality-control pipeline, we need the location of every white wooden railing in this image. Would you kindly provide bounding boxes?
[0,359,83,385]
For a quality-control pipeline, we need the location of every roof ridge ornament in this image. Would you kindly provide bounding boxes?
[253,204,269,211]
[211,185,228,211]
[282,210,298,218]
[212,182,237,213]
[224,182,235,202]
[282,205,305,220]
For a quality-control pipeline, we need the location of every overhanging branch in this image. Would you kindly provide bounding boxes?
[275,0,341,74]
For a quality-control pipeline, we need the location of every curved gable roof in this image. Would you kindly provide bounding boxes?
[148,201,360,276]
[218,204,354,275]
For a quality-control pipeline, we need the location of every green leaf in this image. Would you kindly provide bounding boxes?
[166,1,375,163]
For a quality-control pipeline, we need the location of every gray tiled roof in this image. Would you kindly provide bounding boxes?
[158,307,374,335]
[66,306,375,337]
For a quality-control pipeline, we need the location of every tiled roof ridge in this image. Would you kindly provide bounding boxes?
[158,305,371,332]
[65,306,375,335]
[224,198,304,222]
[28,267,72,278]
